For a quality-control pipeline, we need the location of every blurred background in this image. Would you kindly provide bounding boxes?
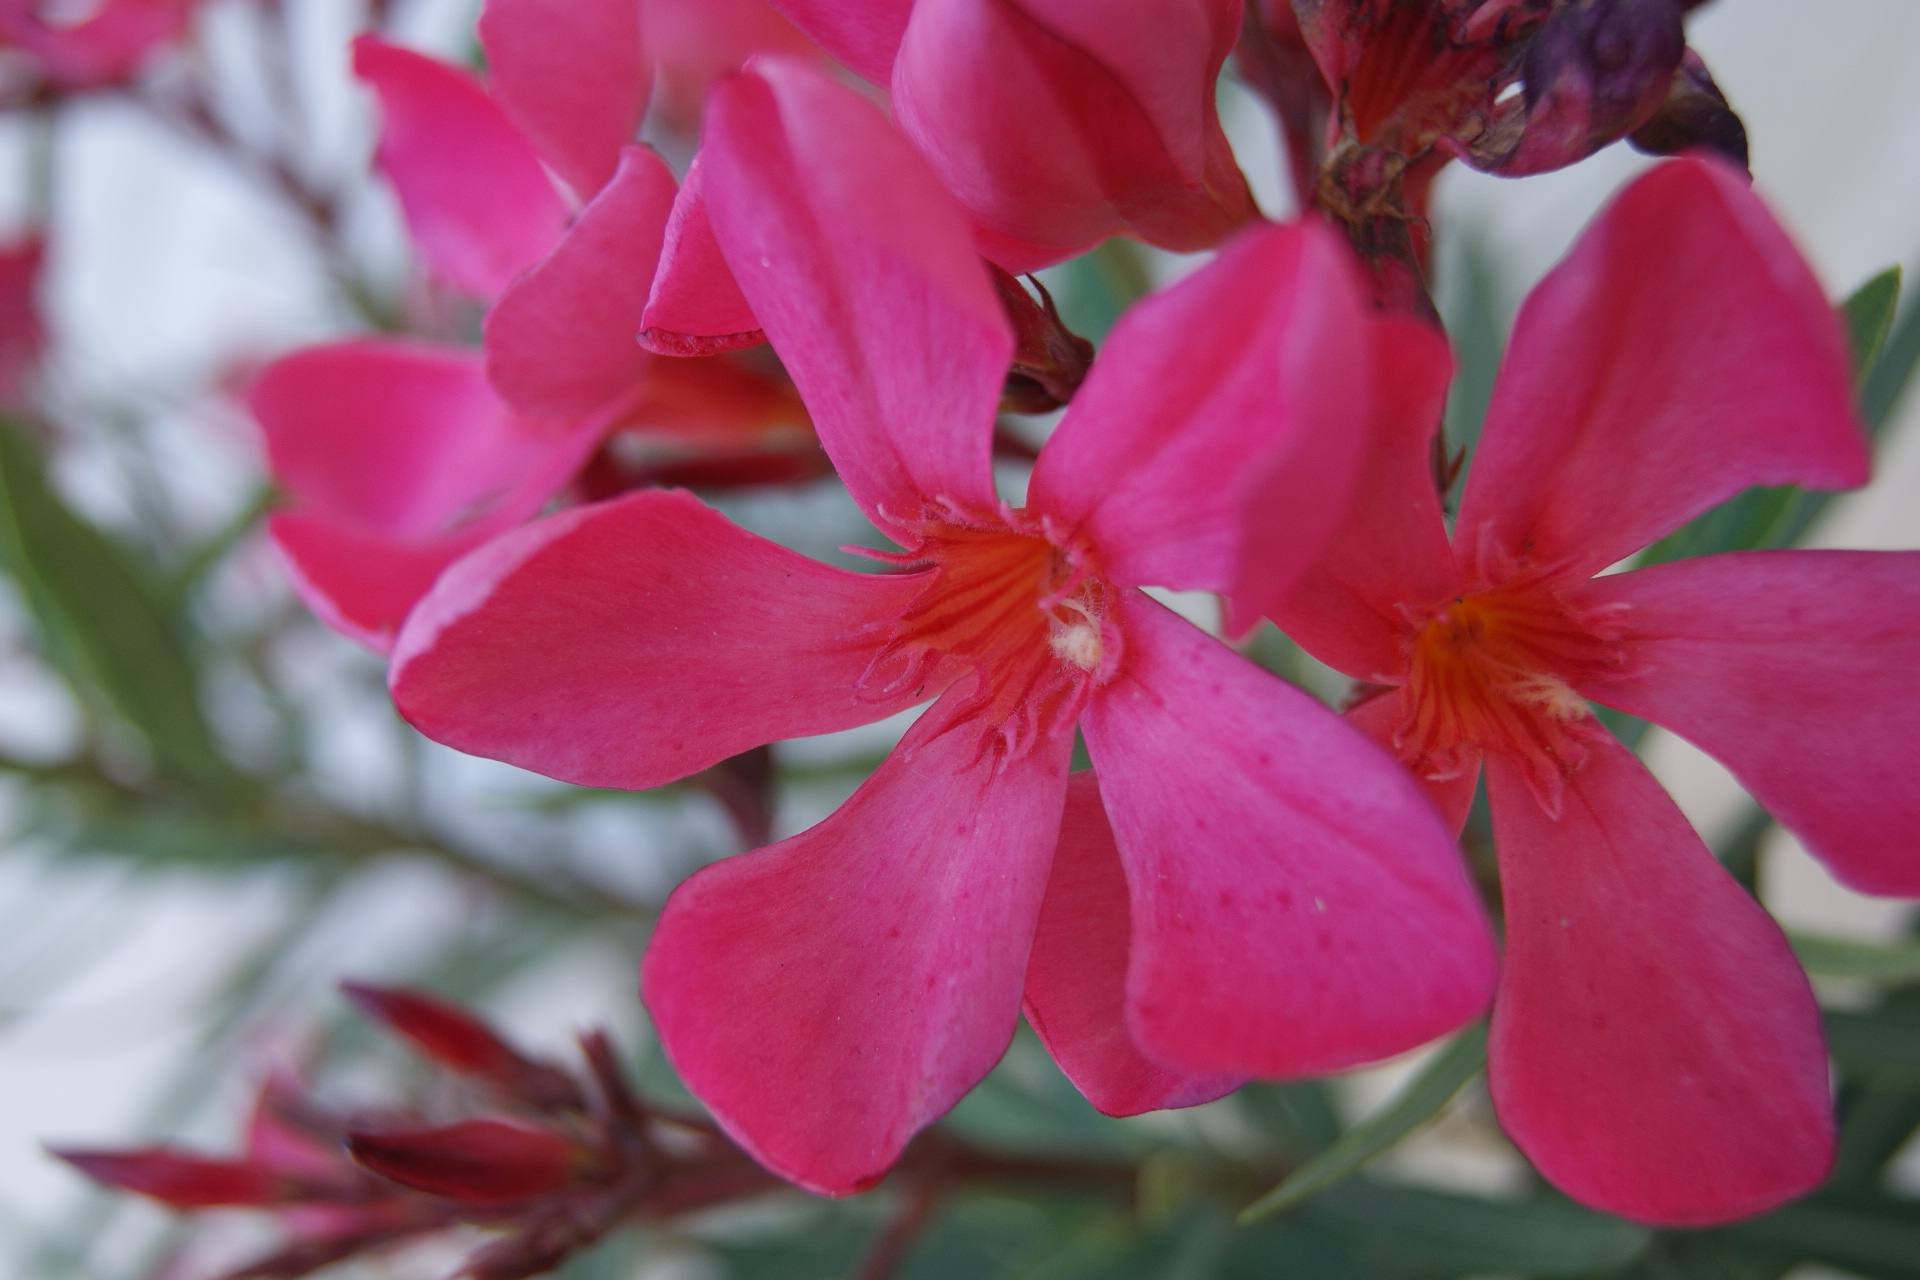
[0,0,1917,1277]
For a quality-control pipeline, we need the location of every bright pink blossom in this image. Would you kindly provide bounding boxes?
[1265,156,1914,1225]
[268,25,820,650]
[769,0,1259,271]
[388,60,1495,1195]
[0,0,198,90]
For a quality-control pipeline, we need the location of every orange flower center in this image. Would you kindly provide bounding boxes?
[1396,574,1627,812]
[858,509,1114,761]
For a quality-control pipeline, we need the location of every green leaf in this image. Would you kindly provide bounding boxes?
[1792,934,1920,982]
[1236,1081,1344,1160]
[0,423,238,791]
[1825,1010,1920,1086]
[1438,231,1505,506]
[1238,1025,1487,1223]
[1862,278,1920,432]
[1308,1181,1651,1276]
[1726,1199,1920,1278]
[1844,266,1902,382]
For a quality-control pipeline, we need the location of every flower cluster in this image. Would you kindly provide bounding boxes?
[58,0,1920,1265]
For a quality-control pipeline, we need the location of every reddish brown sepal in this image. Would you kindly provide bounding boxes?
[52,1148,292,1207]
[346,1119,577,1207]
[340,982,585,1111]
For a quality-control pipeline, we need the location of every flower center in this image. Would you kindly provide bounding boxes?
[1395,573,1627,813]
[858,507,1114,761]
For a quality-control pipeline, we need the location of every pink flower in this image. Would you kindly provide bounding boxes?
[260,24,820,650]
[0,0,199,91]
[387,59,1496,1195]
[768,0,1259,271]
[1263,156,1916,1225]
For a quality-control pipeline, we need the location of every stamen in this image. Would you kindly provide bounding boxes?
[1396,571,1630,815]
[858,508,1115,762]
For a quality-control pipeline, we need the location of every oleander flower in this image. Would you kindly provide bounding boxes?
[1264,155,1920,1224]
[0,0,201,91]
[765,0,1259,270]
[259,24,820,650]
[388,59,1496,1194]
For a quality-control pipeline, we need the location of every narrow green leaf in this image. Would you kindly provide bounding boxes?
[1825,1010,1920,1085]
[0,423,238,791]
[1792,934,1920,982]
[1844,266,1903,383]
[1727,1199,1920,1277]
[1439,232,1505,506]
[1238,1024,1487,1223]
[1862,278,1920,432]
[164,483,277,606]
[1309,1181,1651,1276]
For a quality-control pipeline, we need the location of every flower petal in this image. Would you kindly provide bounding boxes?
[0,0,192,90]
[1023,771,1243,1115]
[1030,220,1372,632]
[484,145,676,422]
[1485,733,1833,1226]
[268,513,502,653]
[891,0,1253,263]
[351,36,568,300]
[1266,313,1459,678]
[1082,592,1496,1077]
[700,58,1008,535]
[645,0,821,135]
[254,340,583,539]
[636,154,766,357]
[477,0,649,201]
[642,694,1071,1193]
[256,339,599,648]
[765,0,911,84]
[389,489,926,790]
[1568,550,1920,897]
[1456,157,1865,580]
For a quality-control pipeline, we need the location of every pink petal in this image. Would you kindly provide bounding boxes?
[352,36,569,300]
[1567,550,1920,897]
[641,693,1071,1193]
[1456,158,1865,580]
[699,58,1008,534]
[1082,592,1496,1077]
[484,145,676,422]
[765,0,911,84]
[1267,315,1460,680]
[254,340,582,539]
[0,0,191,90]
[1485,733,1833,1226]
[636,155,766,357]
[645,0,822,135]
[389,489,928,790]
[269,512,503,653]
[1344,688,1480,838]
[477,0,649,201]
[255,339,600,648]
[1024,772,1243,1115]
[891,0,1254,263]
[1029,220,1371,632]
